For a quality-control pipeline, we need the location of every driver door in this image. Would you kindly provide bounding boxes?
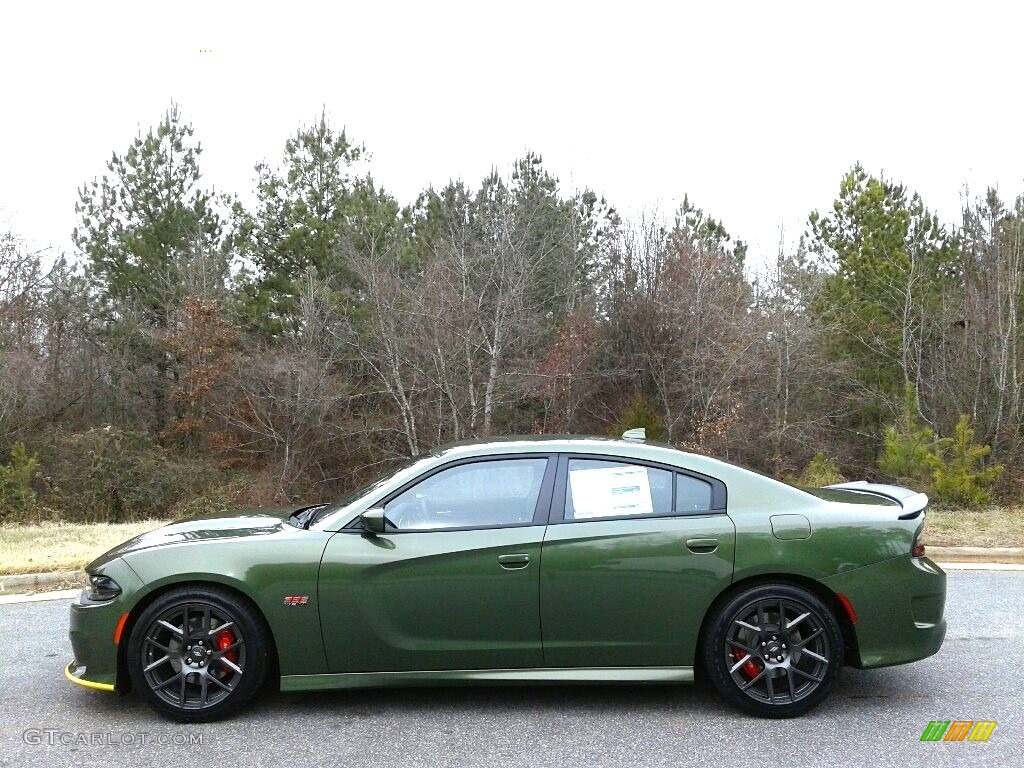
[318,455,555,672]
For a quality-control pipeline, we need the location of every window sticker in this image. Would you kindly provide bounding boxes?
[568,464,654,518]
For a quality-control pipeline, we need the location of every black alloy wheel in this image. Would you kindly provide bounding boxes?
[127,586,269,722]
[703,583,844,717]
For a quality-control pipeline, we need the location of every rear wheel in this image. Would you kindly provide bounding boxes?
[702,583,843,718]
[126,586,270,722]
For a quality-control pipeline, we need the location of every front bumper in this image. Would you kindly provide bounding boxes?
[66,558,142,692]
[68,598,122,689]
[823,554,947,669]
[65,661,115,692]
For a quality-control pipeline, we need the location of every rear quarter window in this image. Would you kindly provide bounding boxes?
[675,473,712,513]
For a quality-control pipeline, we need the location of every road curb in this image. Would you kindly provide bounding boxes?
[928,546,1024,564]
[0,570,85,593]
[0,588,82,605]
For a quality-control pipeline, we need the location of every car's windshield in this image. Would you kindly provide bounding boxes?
[309,455,430,526]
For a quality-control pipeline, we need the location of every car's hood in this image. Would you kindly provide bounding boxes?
[88,505,314,569]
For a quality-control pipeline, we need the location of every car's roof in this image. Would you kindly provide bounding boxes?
[435,434,659,448]
[431,434,730,473]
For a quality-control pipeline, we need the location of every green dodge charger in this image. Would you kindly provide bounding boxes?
[67,432,946,721]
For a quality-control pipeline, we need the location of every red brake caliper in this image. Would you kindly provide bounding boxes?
[215,629,238,664]
[732,649,762,679]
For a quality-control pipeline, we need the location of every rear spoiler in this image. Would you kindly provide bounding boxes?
[824,481,929,520]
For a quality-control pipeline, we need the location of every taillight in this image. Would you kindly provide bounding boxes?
[912,518,926,557]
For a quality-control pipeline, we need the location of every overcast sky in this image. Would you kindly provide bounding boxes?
[3,0,1022,271]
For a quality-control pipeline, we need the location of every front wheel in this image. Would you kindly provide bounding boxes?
[126,586,270,722]
[702,583,843,718]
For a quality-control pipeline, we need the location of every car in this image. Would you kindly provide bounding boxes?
[66,430,946,721]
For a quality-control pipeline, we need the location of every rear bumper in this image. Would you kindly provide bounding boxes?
[823,555,946,669]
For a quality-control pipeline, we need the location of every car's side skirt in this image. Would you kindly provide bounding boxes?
[280,666,694,692]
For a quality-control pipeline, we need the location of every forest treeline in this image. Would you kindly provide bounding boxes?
[1,106,1020,522]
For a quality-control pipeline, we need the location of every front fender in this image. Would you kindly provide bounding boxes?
[117,531,333,676]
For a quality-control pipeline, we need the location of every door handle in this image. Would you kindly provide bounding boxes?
[497,553,531,569]
[685,537,719,553]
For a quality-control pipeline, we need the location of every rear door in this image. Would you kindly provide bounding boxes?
[540,454,736,668]
[319,454,555,672]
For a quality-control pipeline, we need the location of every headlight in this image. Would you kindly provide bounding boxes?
[87,574,121,601]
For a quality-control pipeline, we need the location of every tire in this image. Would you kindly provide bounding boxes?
[702,583,843,718]
[126,586,271,722]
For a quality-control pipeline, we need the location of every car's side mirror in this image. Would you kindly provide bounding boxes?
[361,508,387,534]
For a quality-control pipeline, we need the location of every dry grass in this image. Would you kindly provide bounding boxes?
[922,506,1024,548]
[0,521,165,576]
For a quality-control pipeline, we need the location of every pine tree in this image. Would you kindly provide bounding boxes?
[614,394,665,441]
[0,442,40,520]
[74,104,226,318]
[878,385,943,488]
[74,105,227,434]
[234,112,404,336]
[786,453,845,487]
[931,416,1003,505]
[810,165,957,426]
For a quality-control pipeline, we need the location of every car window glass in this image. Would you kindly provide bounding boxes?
[565,459,672,520]
[675,473,713,513]
[385,458,547,530]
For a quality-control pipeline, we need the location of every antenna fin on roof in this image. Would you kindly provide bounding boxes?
[622,427,646,442]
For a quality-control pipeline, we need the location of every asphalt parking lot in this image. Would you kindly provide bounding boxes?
[0,569,1020,768]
